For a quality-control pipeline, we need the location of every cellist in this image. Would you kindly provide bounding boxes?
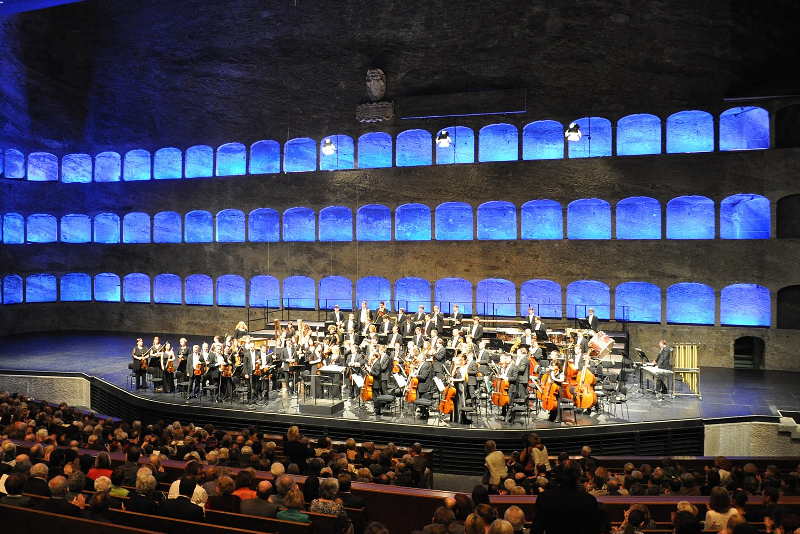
[500,353,518,423]
[465,350,479,402]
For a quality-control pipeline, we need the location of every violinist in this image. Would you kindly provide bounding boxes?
[545,350,564,422]
[413,304,426,324]
[161,341,176,394]
[396,307,407,327]
[241,339,258,402]
[219,341,235,400]
[476,339,491,377]
[345,344,365,399]
[448,332,463,350]
[431,305,444,333]
[357,300,373,330]
[400,315,415,337]
[375,301,389,319]
[468,317,484,341]
[412,327,425,348]
[278,339,298,393]
[368,349,384,415]
[345,313,358,336]
[433,338,447,378]
[132,338,148,390]
[388,325,403,347]
[465,350,479,401]
[415,350,434,419]
[233,321,249,341]
[176,338,190,376]
[188,344,204,399]
[379,345,393,396]
[326,325,341,346]
[422,314,434,337]
[149,336,165,387]
[453,354,472,424]
[379,315,393,336]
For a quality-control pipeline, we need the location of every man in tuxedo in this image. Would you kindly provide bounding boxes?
[379,315,393,336]
[514,348,530,400]
[412,326,426,348]
[388,325,403,347]
[422,314,435,337]
[468,317,483,342]
[400,316,415,337]
[240,480,278,517]
[241,340,258,402]
[279,339,299,392]
[431,305,444,333]
[356,301,373,331]
[465,351,479,402]
[161,476,205,522]
[396,307,407,327]
[433,338,447,378]
[188,344,204,398]
[450,304,464,335]
[413,304,426,324]
[653,340,672,395]
[575,331,589,354]
[476,339,491,377]
[345,313,358,335]
[587,308,599,332]
[523,306,537,330]
[330,305,345,327]
[521,328,536,347]
[415,354,434,419]
[379,348,393,395]
[375,301,389,319]
[532,316,547,341]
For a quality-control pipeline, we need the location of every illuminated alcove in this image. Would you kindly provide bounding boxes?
[566,280,610,319]
[434,278,473,314]
[216,209,246,243]
[521,200,563,240]
[185,274,213,306]
[615,282,661,322]
[26,214,57,243]
[666,196,715,239]
[667,283,714,325]
[249,140,281,175]
[567,117,612,158]
[122,212,151,243]
[249,275,280,308]
[616,197,661,239]
[284,137,317,173]
[319,206,353,242]
[567,199,611,239]
[154,274,182,304]
[123,273,151,303]
[283,276,315,309]
[479,123,518,162]
[216,142,247,176]
[283,207,316,242]
[435,126,475,165]
[123,149,151,181]
[719,106,769,151]
[666,110,714,153]
[356,204,391,241]
[319,276,353,309]
[356,277,391,310]
[319,135,355,171]
[357,132,392,169]
[616,114,662,156]
[395,277,430,312]
[154,147,183,180]
[522,120,564,160]
[185,145,214,178]
[94,213,121,244]
[4,149,25,179]
[396,129,432,167]
[184,210,213,243]
[27,152,58,181]
[94,151,121,182]
[153,211,182,243]
[720,194,770,239]
[26,274,56,303]
[435,202,473,240]
[60,273,92,302]
[60,214,91,243]
[395,203,431,241]
[720,283,770,327]
[477,201,517,240]
[217,275,246,307]
[94,273,121,302]
[2,213,23,244]
[3,275,23,304]
[248,208,280,242]
[61,153,92,183]
[476,278,516,317]
[520,279,562,318]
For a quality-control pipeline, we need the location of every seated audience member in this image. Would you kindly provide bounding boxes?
[270,473,296,507]
[86,451,113,481]
[65,470,88,502]
[465,514,487,534]
[310,477,352,534]
[23,462,50,497]
[336,473,365,509]
[110,466,130,497]
[82,492,112,523]
[720,514,747,534]
[364,522,390,534]
[0,472,37,508]
[419,506,463,534]
[475,503,499,528]
[37,475,82,517]
[503,506,526,534]
[277,488,310,523]
[618,509,646,534]
[161,476,205,522]
[673,511,702,534]
[206,475,241,513]
[240,480,278,518]
[531,460,600,534]
[705,486,739,531]
[232,470,257,500]
[120,446,142,486]
[127,471,160,514]
[488,520,514,534]
[167,460,207,506]
[731,489,749,520]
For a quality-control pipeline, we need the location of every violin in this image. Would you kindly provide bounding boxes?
[253,359,262,376]
[165,354,175,374]
[193,363,202,376]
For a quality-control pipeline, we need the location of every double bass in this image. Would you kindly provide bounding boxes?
[491,362,510,408]
[572,360,597,410]
[536,361,560,412]
[361,354,376,402]
[439,360,458,415]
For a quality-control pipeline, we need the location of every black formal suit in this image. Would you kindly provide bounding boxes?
[160,495,205,522]
[413,311,426,324]
[449,312,463,331]
[533,321,547,341]
[467,323,483,341]
[240,498,278,518]
[655,344,672,394]
[387,332,403,347]
[241,348,257,400]
[422,320,435,337]
[400,321,415,337]
[120,461,141,487]
[587,314,599,332]
[396,313,408,327]
[431,313,444,333]
[37,497,82,517]
[23,476,50,497]
[523,314,537,330]
[433,346,447,377]
[344,319,358,334]
[330,310,346,325]
[412,333,426,348]
[126,492,160,515]
[531,485,600,534]
[416,360,434,402]
[466,358,479,399]
[477,348,491,376]
[379,352,393,393]
[336,491,365,509]
[0,494,37,508]
[515,353,530,398]
[379,320,393,336]
[356,308,374,329]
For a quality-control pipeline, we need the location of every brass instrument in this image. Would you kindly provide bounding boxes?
[509,337,522,354]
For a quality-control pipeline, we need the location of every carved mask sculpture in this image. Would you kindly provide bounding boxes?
[366,69,386,102]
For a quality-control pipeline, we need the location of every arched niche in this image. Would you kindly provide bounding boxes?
[93,213,120,244]
[521,200,563,240]
[616,114,662,156]
[3,213,24,244]
[216,209,246,243]
[520,279,562,318]
[435,126,475,165]
[185,145,213,178]
[356,204,391,241]
[775,103,800,149]
[434,278,472,314]
[154,273,182,304]
[615,282,661,322]
[61,153,92,183]
[522,120,564,160]
[217,274,246,307]
[777,194,800,239]
[153,211,182,243]
[733,336,765,370]
[26,274,56,302]
[778,285,800,329]
[94,151,121,182]
[249,140,281,175]
[4,149,25,179]
[395,277,431,312]
[395,203,431,241]
[476,278,516,317]
[319,276,353,309]
[248,208,280,242]
[666,110,714,153]
[184,210,213,243]
[185,274,213,305]
[356,277,391,310]
[666,282,714,325]
[27,152,58,182]
[319,135,355,171]
[283,207,316,242]
[122,212,151,244]
[284,137,317,173]
[283,275,315,309]
[154,147,183,180]
[396,129,432,167]
[123,273,151,303]
[60,273,91,301]
[567,117,613,158]
[61,214,91,243]
[319,206,353,242]
[435,202,473,241]
[720,194,770,239]
[477,201,517,240]
[3,275,23,304]
[357,132,393,169]
[719,106,769,151]
[666,195,715,239]
[26,214,57,243]
[94,273,121,302]
[216,142,247,177]
[720,283,770,327]
[479,123,519,162]
[249,275,280,308]
[616,197,661,239]
[566,280,610,319]
[567,198,611,239]
[123,149,151,181]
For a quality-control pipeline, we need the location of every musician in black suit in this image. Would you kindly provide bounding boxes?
[413,304,427,324]
[344,344,366,398]
[241,341,257,402]
[523,306,537,330]
[368,353,384,414]
[586,308,599,332]
[379,315,393,336]
[356,301,374,330]
[400,316,415,337]
[344,313,358,335]
[514,348,530,399]
[415,354,434,419]
[278,339,299,392]
[421,314,435,337]
[575,331,589,354]
[375,301,390,319]
[476,340,491,377]
[532,317,547,341]
[160,476,205,522]
[188,345,204,398]
[433,338,447,378]
[499,354,518,422]
[520,328,536,348]
[431,305,444,333]
[653,340,672,394]
[467,317,483,341]
[388,326,403,347]
[465,350,479,402]
[450,304,464,334]
[412,327,426,348]
[396,307,407,328]
[330,305,346,327]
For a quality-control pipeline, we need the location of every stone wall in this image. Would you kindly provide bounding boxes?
[0,374,90,408]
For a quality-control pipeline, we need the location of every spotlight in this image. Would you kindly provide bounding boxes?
[321,138,336,155]
[565,123,582,141]
[436,130,451,148]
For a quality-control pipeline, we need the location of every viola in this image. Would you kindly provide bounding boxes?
[166,357,174,374]
[253,360,262,376]
[193,363,202,376]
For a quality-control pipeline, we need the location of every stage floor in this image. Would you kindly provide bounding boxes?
[0,331,796,430]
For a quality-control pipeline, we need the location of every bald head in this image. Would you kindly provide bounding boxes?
[256,479,273,499]
[49,475,69,497]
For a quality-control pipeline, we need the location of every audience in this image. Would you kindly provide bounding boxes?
[276,488,310,523]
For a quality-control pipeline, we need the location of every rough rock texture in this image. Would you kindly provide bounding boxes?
[0,374,90,407]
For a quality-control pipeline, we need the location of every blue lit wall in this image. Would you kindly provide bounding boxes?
[319,206,353,242]
[357,133,392,169]
[154,211,182,243]
[185,274,213,305]
[123,212,151,243]
[566,280,610,319]
[26,274,56,302]
[319,276,353,309]
[216,209,246,243]
[95,151,121,182]
[3,213,23,244]
[94,273,121,302]
[666,110,714,153]
[94,213,120,244]
[5,149,25,179]
[319,135,355,171]
[154,148,182,179]
[479,123,518,162]
[719,107,769,151]
[249,140,280,175]
[520,279,562,318]
[434,278,473,314]
[217,274,246,307]
[27,152,58,181]
[284,137,317,173]
[522,120,564,160]
[356,204,391,241]
[60,273,91,301]
[616,197,661,239]
[283,275,315,308]
[521,200,563,240]
[396,129,432,167]
[616,114,662,156]
[123,149,151,181]
[3,275,23,304]
[249,275,280,308]
[435,202,473,240]
[62,153,92,183]
[27,214,57,243]
[356,277,391,310]
[567,199,611,239]
[395,277,430,311]
[615,281,661,322]
[477,201,517,240]
[666,196,714,239]
[567,117,612,158]
[720,283,770,326]
[185,145,214,178]
[667,283,714,324]
[395,203,431,241]
[123,273,151,303]
[720,194,770,239]
[154,274,182,304]
[248,208,280,242]
[216,143,247,176]
[283,207,315,242]
[476,278,516,316]
[435,126,475,165]
[185,210,213,243]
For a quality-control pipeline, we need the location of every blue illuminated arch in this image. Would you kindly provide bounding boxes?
[476,278,516,317]
[396,129,432,167]
[520,279,562,318]
[615,282,661,322]
[61,214,91,243]
[477,201,517,240]
[435,126,475,165]
[185,145,213,178]
[522,120,564,160]
[319,206,353,242]
[94,273,121,302]
[567,199,611,239]
[395,277,431,312]
[283,207,315,242]
[185,274,213,305]
[720,194,770,239]
[26,214,57,243]
[249,275,280,308]
[356,204,391,241]
[153,211,182,243]
[567,117,612,158]
[217,275,246,307]
[616,114,662,156]
[154,273,182,304]
[26,274,56,302]
[357,132,392,169]
[216,142,246,176]
[395,203,431,241]
[154,147,182,179]
[185,210,213,243]
[283,276,315,309]
[249,140,281,175]
[284,137,317,173]
[434,278,472,314]
[216,209,246,243]
[27,152,58,181]
[3,275,23,304]
[94,152,121,182]
[320,135,355,171]
[4,149,25,179]
[666,196,715,239]
[356,277,391,310]
[435,202,473,240]
[2,213,23,244]
[123,273,151,303]
[94,213,120,244]
[521,200,563,240]
[666,110,714,153]
[123,149,151,181]
[319,276,353,309]
[61,153,92,183]
[248,208,280,242]
[667,283,714,324]
[479,123,518,162]
[122,212,151,244]
[616,197,661,239]
[719,106,769,151]
[721,283,770,326]
[567,280,610,319]
[60,273,91,301]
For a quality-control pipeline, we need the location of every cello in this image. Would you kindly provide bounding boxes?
[572,360,597,410]
[361,354,376,402]
[536,361,560,412]
[491,357,510,408]
[439,358,459,415]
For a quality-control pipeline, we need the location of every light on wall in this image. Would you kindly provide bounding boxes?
[321,138,337,156]
[565,122,582,141]
[436,130,451,148]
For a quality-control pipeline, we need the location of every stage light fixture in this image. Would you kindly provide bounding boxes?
[565,122,582,141]
[321,138,336,155]
[436,130,451,148]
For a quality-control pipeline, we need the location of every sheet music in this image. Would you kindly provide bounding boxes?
[352,374,365,388]
[320,365,346,373]
[394,374,407,388]
[433,376,445,392]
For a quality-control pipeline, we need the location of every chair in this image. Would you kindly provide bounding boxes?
[374,394,396,415]
[234,385,250,404]
[557,387,578,425]
[202,384,219,403]
[608,385,630,420]
[413,397,432,418]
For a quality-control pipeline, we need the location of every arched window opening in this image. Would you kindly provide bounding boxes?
[357,132,393,169]
[435,202,473,241]
[249,140,281,175]
[319,135,355,171]
[123,273,151,303]
[184,210,213,243]
[567,199,611,239]
[616,197,661,239]
[61,214,91,243]
[719,106,769,151]
[122,212,151,244]
[217,275,246,307]
[522,120,564,160]
[477,201,517,240]
[775,103,800,149]
[123,149,151,181]
[567,117,612,158]
[27,152,58,181]
[2,213,24,244]
[154,274,182,304]
[666,110,714,153]
[479,123,518,162]
[667,283,714,325]
[284,137,317,173]
[249,275,280,308]
[434,278,473,314]
[720,194,770,239]
[185,145,213,178]
[666,195,715,239]
[60,273,91,302]
[94,151,121,182]
[154,147,182,180]
[4,149,25,179]
[521,200,563,240]
[26,214,57,243]
[615,282,661,322]
[185,274,213,305]
[153,211,182,243]
[3,275,23,304]
[61,153,92,183]
[435,126,475,165]
[216,209,246,243]
[248,208,280,242]
[356,204,391,241]
[616,114,662,156]
[733,337,765,370]
[356,277,391,311]
[476,278,516,317]
[395,203,431,241]
[319,276,353,309]
[94,273,121,302]
[283,275,315,309]
[319,206,353,242]
[396,129,432,167]
[520,279,562,318]
[567,280,610,320]
[720,284,770,327]
[216,142,247,177]
[778,286,800,329]
[395,277,431,312]
[283,207,315,242]
[94,213,121,244]
[26,274,57,302]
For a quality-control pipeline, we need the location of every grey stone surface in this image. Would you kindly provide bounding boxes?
[0,374,90,407]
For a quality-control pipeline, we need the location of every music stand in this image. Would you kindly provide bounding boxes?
[634,348,650,363]
[576,319,591,330]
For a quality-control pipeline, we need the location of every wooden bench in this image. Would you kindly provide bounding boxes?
[108,508,267,534]
[205,508,315,534]
[1,503,156,534]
